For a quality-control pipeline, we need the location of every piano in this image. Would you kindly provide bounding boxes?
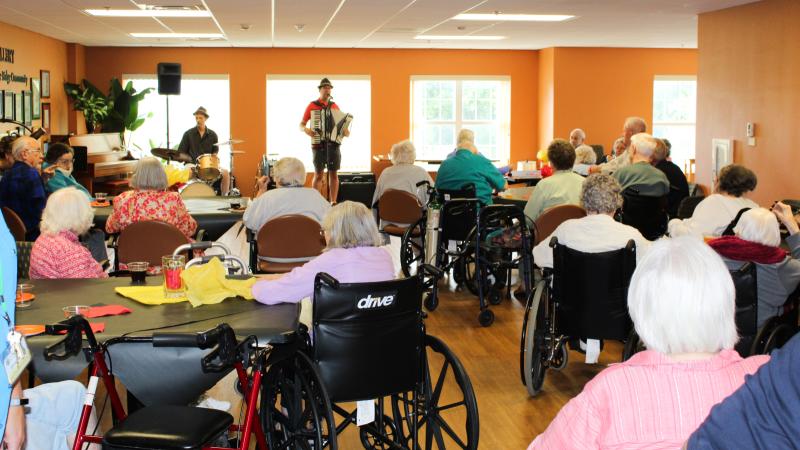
[68,133,137,195]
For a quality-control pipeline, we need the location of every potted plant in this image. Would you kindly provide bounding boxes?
[63,80,110,133]
[103,78,154,151]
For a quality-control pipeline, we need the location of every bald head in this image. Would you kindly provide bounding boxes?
[569,128,586,148]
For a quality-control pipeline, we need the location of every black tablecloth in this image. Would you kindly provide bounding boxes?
[17,278,298,405]
[93,196,247,241]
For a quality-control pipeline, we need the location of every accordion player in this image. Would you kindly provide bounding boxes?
[310,108,353,145]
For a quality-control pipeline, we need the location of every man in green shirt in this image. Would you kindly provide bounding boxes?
[524,139,585,220]
[613,133,669,197]
[435,129,507,204]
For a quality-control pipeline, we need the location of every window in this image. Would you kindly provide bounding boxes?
[266,76,371,172]
[123,75,231,169]
[652,76,697,173]
[411,77,510,163]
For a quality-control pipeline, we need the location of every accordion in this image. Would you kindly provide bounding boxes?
[311,108,353,145]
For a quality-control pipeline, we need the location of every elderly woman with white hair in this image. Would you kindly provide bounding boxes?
[572,144,597,176]
[30,187,107,279]
[372,140,433,208]
[244,157,330,232]
[708,205,800,327]
[105,157,197,239]
[532,174,649,269]
[252,201,395,305]
[528,237,770,449]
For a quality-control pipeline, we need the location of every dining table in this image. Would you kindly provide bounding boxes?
[16,277,298,406]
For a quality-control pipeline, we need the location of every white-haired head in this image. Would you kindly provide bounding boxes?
[630,133,658,159]
[130,157,168,191]
[735,208,781,247]
[623,117,647,146]
[40,187,94,236]
[569,128,586,148]
[11,136,41,167]
[390,140,416,165]
[274,157,306,187]
[574,144,597,165]
[628,236,738,355]
[322,201,383,250]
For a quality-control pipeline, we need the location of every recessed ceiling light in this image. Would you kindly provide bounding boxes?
[86,9,212,18]
[415,35,506,41]
[130,33,225,39]
[453,13,574,22]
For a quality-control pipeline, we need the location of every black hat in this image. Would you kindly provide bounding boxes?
[318,78,333,89]
[193,106,209,118]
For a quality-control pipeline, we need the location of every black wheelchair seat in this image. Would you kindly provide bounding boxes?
[102,405,233,450]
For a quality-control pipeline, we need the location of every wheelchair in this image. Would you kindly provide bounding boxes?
[520,237,638,396]
[615,189,669,241]
[260,268,480,449]
[42,316,337,450]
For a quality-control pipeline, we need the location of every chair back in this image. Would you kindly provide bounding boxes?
[179,182,216,198]
[16,241,33,280]
[676,195,705,220]
[533,204,586,245]
[437,185,479,242]
[590,144,606,164]
[2,207,26,242]
[257,214,324,261]
[618,190,668,240]
[731,262,758,356]
[551,237,637,341]
[116,220,191,268]
[312,273,423,402]
[377,189,422,225]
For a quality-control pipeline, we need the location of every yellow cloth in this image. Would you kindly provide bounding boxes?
[115,258,256,307]
[164,164,192,188]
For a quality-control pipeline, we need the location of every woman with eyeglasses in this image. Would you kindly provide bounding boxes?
[42,143,91,199]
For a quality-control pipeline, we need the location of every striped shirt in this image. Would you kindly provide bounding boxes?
[30,230,107,279]
[528,349,769,450]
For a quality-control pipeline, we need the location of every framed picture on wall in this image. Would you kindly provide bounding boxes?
[14,92,22,122]
[22,91,32,126]
[3,92,13,120]
[40,70,50,98]
[31,78,40,119]
[41,103,51,133]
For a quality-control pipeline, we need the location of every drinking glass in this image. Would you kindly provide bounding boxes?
[127,261,149,285]
[162,255,186,298]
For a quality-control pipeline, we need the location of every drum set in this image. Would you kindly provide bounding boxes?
[151,139,245,196]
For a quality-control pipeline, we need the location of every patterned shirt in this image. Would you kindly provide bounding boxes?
[105,190,197,239]
[30,230,107,279]
[0,161,46,240]
[528,349,769,450]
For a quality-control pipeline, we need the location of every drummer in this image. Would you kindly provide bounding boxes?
[177,106,230,195]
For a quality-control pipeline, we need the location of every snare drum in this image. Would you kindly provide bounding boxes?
[194,154,221,182]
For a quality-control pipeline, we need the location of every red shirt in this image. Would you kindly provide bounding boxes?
[301,99,340,123]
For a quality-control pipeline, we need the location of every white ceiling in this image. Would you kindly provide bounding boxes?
[0,0,759,49]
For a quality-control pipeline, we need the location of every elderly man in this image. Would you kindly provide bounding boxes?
[569,128,586,148]
[0,136,50,240]
[524,139,585,221]
[436,129,506,205]
[532,174,649,269]
[591,117,647,174]
[653,138,689,217]
[178,106,231,195]
[612,133,669,197]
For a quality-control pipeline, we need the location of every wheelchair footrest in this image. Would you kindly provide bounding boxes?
[102,405,233,450]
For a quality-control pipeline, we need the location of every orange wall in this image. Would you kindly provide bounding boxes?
[84,47,539,197]
[537,48,555,151]
[550,47,697,155]
[696,0,800,205]
[0,21,70,136]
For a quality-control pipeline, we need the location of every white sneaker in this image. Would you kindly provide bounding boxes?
[198,396,231,412]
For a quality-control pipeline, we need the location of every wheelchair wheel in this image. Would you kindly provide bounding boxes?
[761,323,796,354]
[488,288,503,305]
[261,351,338,450]
[400,218,426,278]
[359,414,399,450]
[461,250,507,297]
[423,292,438,312]
[477,309,494,327]
[391,335,479,449]
[522,280,548,396]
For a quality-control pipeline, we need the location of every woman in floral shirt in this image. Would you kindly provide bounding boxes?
[106,157,197,239]
[30,187,107,279]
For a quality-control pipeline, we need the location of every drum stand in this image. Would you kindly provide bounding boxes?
[227,143,240,197]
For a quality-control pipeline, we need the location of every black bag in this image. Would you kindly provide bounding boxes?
[721,207,752,236]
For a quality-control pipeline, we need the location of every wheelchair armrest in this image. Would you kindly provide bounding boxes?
[421,264,444,279]
[316,272,340,288]
[195,229,206,242]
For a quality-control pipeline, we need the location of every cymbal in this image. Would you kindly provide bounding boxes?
[213,139,244,147]
[151,148,193,164]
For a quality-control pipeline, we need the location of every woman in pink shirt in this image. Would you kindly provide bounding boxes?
[30,187,107,279]
[252,201,395,304]
[105,157,197,239]
[528,237,769,450]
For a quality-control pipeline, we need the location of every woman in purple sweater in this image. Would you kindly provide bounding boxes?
[252,201,395,304]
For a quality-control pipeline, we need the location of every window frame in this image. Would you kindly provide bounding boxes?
[652,75,697,174]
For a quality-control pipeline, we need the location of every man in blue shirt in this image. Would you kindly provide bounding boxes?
[0,218,20,446]
[0,137,50,241]
[436,129,507,205]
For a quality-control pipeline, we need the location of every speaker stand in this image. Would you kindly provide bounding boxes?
[165,95,171,148]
